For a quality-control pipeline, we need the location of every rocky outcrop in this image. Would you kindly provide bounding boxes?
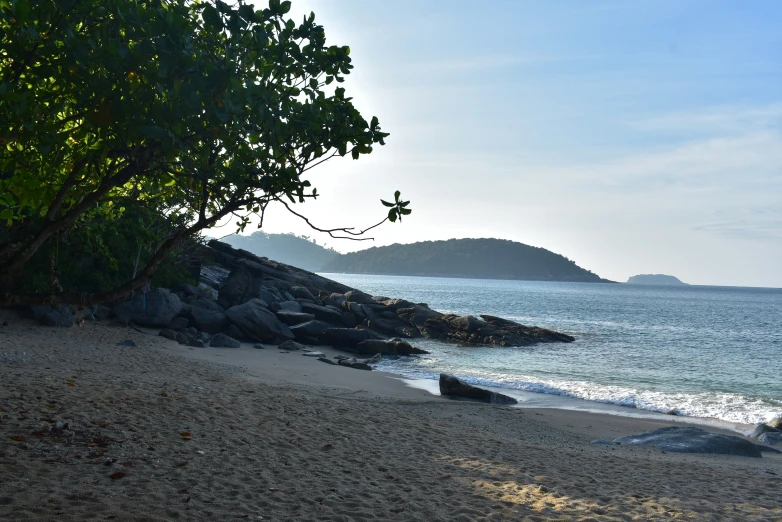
[613,427,780,457]
[439,374,518,405]
[355,339,429,356]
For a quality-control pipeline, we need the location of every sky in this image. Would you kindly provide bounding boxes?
[224,0,782,287]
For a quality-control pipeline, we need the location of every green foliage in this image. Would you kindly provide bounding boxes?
[380,190,411,223]
[0,0,405,300]
[322,238,608,282]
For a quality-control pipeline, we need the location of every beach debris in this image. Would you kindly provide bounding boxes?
[613,427,781,457]
[109,472,126,480]
[438,373,518,405]
[210,333,241,348]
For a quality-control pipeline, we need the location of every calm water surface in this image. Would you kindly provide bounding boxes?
[322,274,782,425]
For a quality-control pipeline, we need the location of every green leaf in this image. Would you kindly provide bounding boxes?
[399,208,411,215]
[202,5,222,30]
[400,200,410,207]
[280,1,292,14]
[0,209,12,220]
[387,208,397,223]
[394,190,400,202]
[380,199,395,208]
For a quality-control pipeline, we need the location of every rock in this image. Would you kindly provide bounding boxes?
[159,329,177,341]
[117,340,137,347]
[225,299,294,343]
[344,290,374,304]
[197,283,218,299]
[175,332,191,345]
[278,340,306,351]
[439,374,518,405]
[189,298,225,313]
[210,333,241,348]
[169,317,189,331]
[200,265,231,290]
[758,432,782,446]
[218,266,263,309]
[303,351,326,357]
[288,285,316,300]
[184,326,198,338]
[767,417,782,430]
[41,304,76,327]
[299,302,343,324]
[189,306,230,335]
[323,328,377,350]
[252,343,265,349]
[187,338,205,348]
[274,311,316,326]
[195,331,212,344]
[749,424,781,439]
[274,300,302,313]
[317,356,337,364]
[336,355,379,371]
[226,324,250,341]
[480,315,576,344]
[355,339,429,356]
[112,289,183,327]
[612,427,774,457]
[340,312,357,328]
[289,320,330,341]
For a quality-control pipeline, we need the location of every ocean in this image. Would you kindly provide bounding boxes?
[322,273,782,427]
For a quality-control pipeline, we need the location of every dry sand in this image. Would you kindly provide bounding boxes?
[1,319,781,521]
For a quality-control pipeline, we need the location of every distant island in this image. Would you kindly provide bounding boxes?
[627,274,688,286]
[322,238,611,283]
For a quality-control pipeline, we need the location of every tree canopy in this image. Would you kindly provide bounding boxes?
[0,0,408,304]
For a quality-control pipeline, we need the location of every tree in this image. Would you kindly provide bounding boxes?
[0,0,410,305]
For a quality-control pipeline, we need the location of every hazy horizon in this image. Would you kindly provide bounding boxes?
[217,0,782,288]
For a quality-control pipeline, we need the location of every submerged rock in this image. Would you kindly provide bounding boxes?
[439,374,518,405]
[612,427,779,458]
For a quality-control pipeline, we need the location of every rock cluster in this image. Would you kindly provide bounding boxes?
[25,240,577,361]
[611,426,781,458]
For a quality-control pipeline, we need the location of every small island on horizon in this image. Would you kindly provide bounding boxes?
[627,274,688,286]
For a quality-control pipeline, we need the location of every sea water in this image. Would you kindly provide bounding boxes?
[321,274,782,425]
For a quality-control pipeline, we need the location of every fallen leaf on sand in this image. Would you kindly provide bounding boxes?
[120,461,135,467]
[174,461,188,467]
[66,383,75,387]
[178,489,189,494]
[268,488,284,493]
[321,444,333,450]
[9,435,25,442]
[109,472,126,480]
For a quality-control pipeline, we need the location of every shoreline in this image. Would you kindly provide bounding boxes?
[2,320,781,520]
[166,333,757,438]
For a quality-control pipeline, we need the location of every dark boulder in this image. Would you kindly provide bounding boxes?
[190,306,230,335]
[274,300,302,313]
[187,338,205,348]
[226,324,250,341]
[288,285,316,300]
[175,332,191,345]
[439,374,518,405]
[768,417,782,430]
[278,340,306,351]
[299,302,343,324]
[112,288,183,327]
[337,353,381,371]
[169,317,189,331]
[159,329,178,341]
[323,328,379,351]
[758,432,782,446]
[225,298,294,343]
[480,315,576,344]
[749,424,780,439]
[290,320,330,343]
[41,304,76,327]
[612,427,777,457]
[275,311,316,326]
[218,266,263,308]
[210,333,241,348]
[356,339,429,356]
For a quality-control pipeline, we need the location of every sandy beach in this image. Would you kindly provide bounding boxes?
[1,318,781,521]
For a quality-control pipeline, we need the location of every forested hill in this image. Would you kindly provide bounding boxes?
[321,238,610,282]
[218,232,339,272]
